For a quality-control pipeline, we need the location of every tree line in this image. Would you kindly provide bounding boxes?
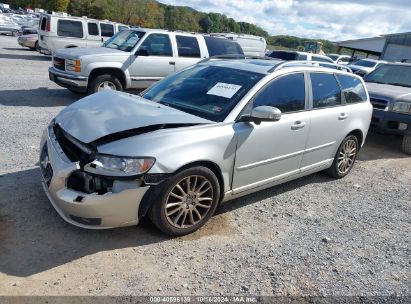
[6,0,337,53]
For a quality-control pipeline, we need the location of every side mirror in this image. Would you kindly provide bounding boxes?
[241,106,282,124]
[135,48,149,57]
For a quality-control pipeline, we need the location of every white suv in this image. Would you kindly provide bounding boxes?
[38,13,128,55]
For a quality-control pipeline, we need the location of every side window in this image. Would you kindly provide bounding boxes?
[176,35,200,58]
[311,73,342,108]
[138,33,172,56]
[336,74,367,103]
[57,20,83,38]
[40,17,47,30]
[88,22,99,36]
[100,23,114,37]
[253,73,306,113]
[118,25,128,31]
[204,37,244,56]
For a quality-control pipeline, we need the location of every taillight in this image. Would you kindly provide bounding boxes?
[45,19,50,32]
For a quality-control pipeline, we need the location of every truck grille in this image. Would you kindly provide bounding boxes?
[53,57,65,71]
[370,98,388,110]
[53,124,93,163]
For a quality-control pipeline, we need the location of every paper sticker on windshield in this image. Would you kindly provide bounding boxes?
[207,82,242,99]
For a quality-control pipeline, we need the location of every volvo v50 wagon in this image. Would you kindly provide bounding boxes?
[40,59,372,235]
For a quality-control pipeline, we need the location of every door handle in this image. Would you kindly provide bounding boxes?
[169,61,175,65]
[291,121,306,130]
[338,113,349,120]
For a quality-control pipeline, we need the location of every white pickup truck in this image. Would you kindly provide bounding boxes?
[48,28,245,94]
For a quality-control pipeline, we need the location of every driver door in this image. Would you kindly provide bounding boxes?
[128,33,176,88]
[232,73,310,194]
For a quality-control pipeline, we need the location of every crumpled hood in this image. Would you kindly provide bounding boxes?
[365,82,411,102]
[55,91,212,144]
[53,47,126,59]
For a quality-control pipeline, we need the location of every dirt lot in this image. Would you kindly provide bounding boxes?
[0,35,410,297]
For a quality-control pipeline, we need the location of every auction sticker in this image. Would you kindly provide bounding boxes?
[207,82,242,99]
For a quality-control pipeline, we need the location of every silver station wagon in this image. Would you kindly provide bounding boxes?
[40,59,372,235]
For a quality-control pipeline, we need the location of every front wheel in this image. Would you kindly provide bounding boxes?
[148,167,220,236]
[88,74,123,94]
[402,135,411,155]
[325,135,359,178]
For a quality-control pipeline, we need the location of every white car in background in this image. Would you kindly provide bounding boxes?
[210,33,266,57]
[348,59,387,77]
[267,50,335,63]
[327,53,352,65]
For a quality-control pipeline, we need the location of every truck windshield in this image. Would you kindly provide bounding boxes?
[104,30,145,52]
[142,65,264,122]
[365,64,411,87]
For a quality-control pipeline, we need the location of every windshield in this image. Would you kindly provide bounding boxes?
[353,59,377,68]
[142,65,264,122]
[364,64,411,87]
[104,30,145,52]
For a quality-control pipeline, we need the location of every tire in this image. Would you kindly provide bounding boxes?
[12,30,19,37]
[325,135,359,178]
[34,41,40,52]
[148,166,220,236]
[88,74,123,94]
[402,135,411,155]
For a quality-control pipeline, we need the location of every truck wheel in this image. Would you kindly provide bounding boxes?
[88,74,123,94]
[402,135,411,155]
[325,135,359,178]
[148,166,220,236]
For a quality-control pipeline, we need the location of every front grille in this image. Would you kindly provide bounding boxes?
[53,57,65,71]
[53,124,93,163]
[370,98,388,110]
[40,144,53,186]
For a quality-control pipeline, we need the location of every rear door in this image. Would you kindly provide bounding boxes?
[300,72,347,172]
[128,33,175,88]
[232,72,310,193]
[174,35,202,71]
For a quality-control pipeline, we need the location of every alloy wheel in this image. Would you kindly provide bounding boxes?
[337,139,357,174]
[165,175,214,228]
[97,81,116,91]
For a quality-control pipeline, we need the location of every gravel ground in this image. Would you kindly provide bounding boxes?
[0,35,410,298]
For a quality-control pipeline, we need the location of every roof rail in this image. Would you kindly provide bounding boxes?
[269,60,353,73]
[198,54,275,64]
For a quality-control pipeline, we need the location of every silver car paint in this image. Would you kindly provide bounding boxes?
[41,63,372,228]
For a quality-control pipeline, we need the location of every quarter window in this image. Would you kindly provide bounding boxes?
[176,35,200,58]
[311,73,342,108]
[336,74,367,103]
[100,23,114,37]
[57,20,83,38]
[253,73,306,113]
[88,22,99,36]
[138,33,172,57]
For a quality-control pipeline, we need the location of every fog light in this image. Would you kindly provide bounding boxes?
[398,123,408,131]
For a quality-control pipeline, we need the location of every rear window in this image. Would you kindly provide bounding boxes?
[176,35,200,58]
[268,51,299,60]
[40,17,47,30]
[23,29,37,35]
[88,22,98,36]
[57,20,83,38]
[336,74,367,103]
[100,23,114,37]
[204,37,244,57]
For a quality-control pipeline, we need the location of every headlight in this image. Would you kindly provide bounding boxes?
[84,155,155,177]
[66,59,81,72]
[392,101,411,113]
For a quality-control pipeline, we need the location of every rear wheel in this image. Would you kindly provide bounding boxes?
[402,135,411,155]
[88,74,123,94]
[148,166,220,236]
[325,135,359,178]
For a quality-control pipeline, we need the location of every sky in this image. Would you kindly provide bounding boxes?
[160,0,411,41]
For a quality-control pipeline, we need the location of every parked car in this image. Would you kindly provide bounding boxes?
[364,63,411,154]
[48,28,244,94]
[209,33,266,57]
[17,30,39,50]
[0,15,20,36]
[40,59,372,235]
[326,53,353,65]
[348,59,387,77]
[37,13,128,55]
[267,50,335,63]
